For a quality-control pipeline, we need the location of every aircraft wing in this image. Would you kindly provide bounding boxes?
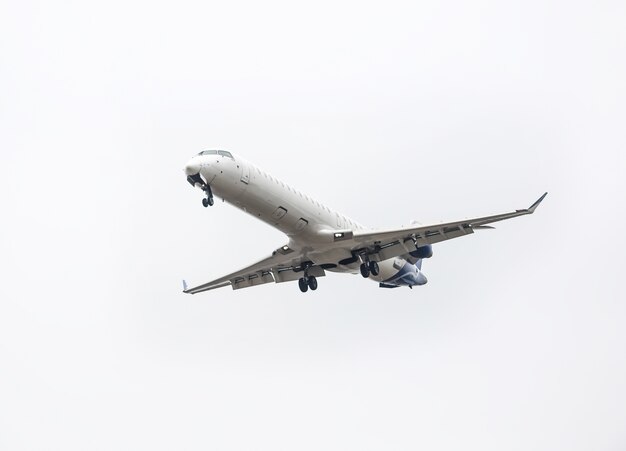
[183,244,322,294]
[349,192,547,261]
[184,193,546,294]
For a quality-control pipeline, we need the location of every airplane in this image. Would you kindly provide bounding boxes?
[182,150,546,294]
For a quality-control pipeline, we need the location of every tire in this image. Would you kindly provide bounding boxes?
[298,278,309,293]
[308,276,318,291]
[208,197,214,206]
[360,263,370,278]
[369,261,379,276]
[202,198,209,207]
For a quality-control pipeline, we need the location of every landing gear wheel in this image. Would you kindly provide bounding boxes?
[307,276,318,291]
[298,277,309,293]
[360,263,370,278]
[369,261,379,276]
[201,184,214,208]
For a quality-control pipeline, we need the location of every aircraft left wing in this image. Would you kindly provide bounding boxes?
[349,192,547,261]
[183,244,323,294]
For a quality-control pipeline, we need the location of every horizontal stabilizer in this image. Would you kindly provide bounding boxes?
[379,283,400,289]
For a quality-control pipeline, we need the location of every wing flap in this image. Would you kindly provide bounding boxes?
[232,271,275,290]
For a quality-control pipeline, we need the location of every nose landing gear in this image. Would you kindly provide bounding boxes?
[201,184,214,207]
[187,172,214,207]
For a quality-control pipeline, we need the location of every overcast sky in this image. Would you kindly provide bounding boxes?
[2,0,626,450]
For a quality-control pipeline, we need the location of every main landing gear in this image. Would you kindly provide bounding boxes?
[298,276,318,293]
[201,184,214,207]
[360,260,379,278]
[298,263,318,293]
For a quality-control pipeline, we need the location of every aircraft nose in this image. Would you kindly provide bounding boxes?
[184,159,201,175]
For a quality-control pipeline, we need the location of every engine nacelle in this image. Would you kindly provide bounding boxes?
[409,244,433,259]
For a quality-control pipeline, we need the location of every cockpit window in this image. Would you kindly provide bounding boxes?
[199,150,233,159]
[197,149,234,159]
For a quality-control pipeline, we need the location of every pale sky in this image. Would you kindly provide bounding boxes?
[1,0,626,450]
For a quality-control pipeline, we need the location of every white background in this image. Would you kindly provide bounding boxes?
[2,1,625,449]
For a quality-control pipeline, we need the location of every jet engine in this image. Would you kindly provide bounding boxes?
[409,244,433,259]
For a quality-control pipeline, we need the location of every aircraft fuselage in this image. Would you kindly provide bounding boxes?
[184,150,427,288]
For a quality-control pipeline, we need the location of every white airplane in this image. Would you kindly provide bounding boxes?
[182,150,546,294]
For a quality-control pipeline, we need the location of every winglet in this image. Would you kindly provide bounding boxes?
[182,279,188,292]
[528,192,548,213]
